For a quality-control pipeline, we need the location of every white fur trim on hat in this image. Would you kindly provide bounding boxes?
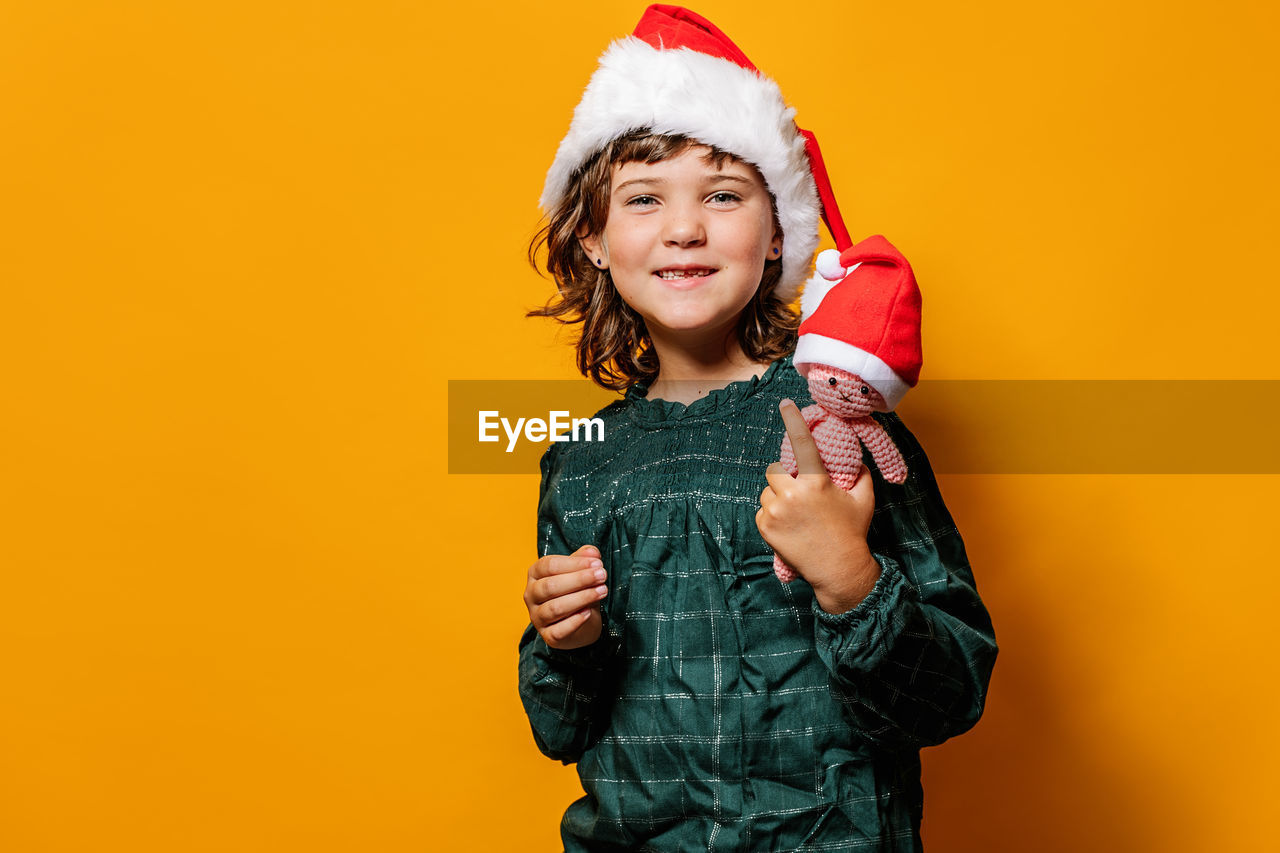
[793,332,912,411]
[539,37,821,301]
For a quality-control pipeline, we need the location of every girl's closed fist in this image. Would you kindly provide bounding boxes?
[524,544,609,650]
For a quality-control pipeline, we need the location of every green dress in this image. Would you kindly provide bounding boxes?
[518,356,997,852]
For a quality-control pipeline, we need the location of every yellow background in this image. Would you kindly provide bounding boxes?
[3,1,1277,850]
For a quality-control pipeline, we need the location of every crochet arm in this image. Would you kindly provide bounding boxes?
[812,413,998,751]
[517,445,621,764]
[780,404,830,475]
[852,416,907,484]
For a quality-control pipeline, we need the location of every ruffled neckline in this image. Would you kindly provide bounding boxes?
[624,355,793,426]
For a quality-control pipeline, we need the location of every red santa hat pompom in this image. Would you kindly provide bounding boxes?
[793,235,923,411]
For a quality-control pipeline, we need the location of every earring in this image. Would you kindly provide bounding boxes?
[772,247,781,256]
[595,258,604,266]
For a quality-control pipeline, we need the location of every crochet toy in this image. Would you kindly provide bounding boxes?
[774,235,923,583]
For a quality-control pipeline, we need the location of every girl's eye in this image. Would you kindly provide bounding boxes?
[625,195,658,207]
[828,377,838,386]
[860,385,870,395]
[708,191,741,204]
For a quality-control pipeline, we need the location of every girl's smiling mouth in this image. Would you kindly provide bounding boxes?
[655,266,718,285]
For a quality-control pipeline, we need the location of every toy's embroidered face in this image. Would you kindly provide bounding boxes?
[807,365,884,417]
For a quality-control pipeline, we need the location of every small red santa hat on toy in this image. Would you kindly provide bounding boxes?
[794,236,923,411]
[541,4,923,398]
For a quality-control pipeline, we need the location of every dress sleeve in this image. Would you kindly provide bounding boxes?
[811,412,998,751]
[517,443,621,764]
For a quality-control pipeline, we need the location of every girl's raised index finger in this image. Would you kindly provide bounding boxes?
[778,399,826,476]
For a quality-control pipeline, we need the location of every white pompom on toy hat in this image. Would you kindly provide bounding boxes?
[814,249,848,282]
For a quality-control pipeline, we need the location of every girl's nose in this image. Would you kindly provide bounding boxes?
[662,207,706,248]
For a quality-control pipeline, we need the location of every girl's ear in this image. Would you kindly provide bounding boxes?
[577,228,608,270]
[769,230,783,259]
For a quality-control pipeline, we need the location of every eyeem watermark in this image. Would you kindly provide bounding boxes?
[449,380,620,474]
[478,411,605,453]
[450,378,1280,475]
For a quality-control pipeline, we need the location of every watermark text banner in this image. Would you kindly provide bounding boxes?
[448,380,1280,474]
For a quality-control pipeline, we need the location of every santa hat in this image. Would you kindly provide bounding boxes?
[793,234,923,411]
[539,4,857,302]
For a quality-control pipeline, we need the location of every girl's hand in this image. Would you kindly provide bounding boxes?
[756,399,882,614]
[524,544,609,650]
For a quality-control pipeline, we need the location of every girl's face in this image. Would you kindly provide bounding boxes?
[579,145,781,344]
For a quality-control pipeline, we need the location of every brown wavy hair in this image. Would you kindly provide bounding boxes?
[527,131,799,391]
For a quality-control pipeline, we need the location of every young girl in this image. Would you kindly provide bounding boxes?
[518,6,997,850]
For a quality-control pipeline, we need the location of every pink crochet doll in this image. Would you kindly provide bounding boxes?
[774,234,924,583]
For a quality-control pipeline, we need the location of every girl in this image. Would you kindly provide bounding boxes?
[518,6,997,850]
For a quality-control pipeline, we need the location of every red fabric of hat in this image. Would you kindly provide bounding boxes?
[633,5,757,70]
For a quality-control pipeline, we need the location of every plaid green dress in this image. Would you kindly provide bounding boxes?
[518,356,997,852]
